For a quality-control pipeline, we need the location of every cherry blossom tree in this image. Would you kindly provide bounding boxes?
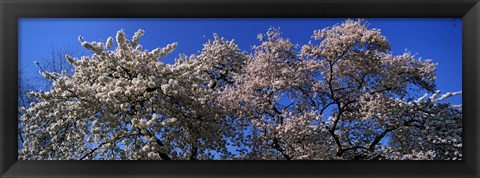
[221,19,461,160]
[18,46,84,149]
[19,29,247,160]
[19,19,462,160]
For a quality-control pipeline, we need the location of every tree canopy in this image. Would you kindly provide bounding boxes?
[19,19,462,160]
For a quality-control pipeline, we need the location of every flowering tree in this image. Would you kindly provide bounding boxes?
[18,46,84,149]
[19,19,462,160]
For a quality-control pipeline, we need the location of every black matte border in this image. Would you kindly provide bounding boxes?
[1,0,479,178]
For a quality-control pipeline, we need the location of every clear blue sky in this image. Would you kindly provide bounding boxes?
[19,18,462,105]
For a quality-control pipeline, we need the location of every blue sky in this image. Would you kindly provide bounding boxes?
[19,18,462,104]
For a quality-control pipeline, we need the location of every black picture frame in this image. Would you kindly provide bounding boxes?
[1,0,479,177]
